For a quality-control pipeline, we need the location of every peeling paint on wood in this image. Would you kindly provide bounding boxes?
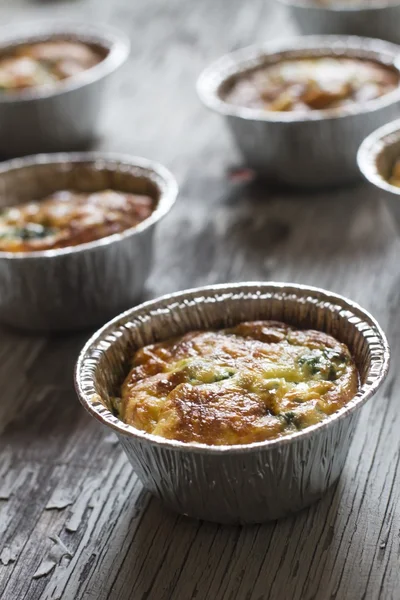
[45,500,73,511]
[0,548,16,566]
[65,479,100,533]
[32,536,73,579]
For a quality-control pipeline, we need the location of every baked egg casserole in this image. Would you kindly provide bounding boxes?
[224,57,399,113]
[0,40,103,92]
[117,320,359,446]
[0,189,155,252]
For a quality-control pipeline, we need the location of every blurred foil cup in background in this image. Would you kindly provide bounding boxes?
[0,22,130,157]
[197,36,400,188]
[0,152,178,331]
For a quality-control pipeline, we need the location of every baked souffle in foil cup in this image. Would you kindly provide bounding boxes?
[0,22,129,157]
[358,119,400,232]
[197,36,400,188]
[75,282,389,524]
[278,0,400,44]
[0,152,177,332]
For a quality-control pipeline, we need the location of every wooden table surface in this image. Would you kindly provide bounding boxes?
[0,1,399,599]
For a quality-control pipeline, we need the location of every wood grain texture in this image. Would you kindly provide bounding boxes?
[0,1,399,598]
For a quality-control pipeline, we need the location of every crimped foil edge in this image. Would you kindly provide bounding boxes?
[278,0,400,11]
[358,118,400,194]
[0,21,130,104]
[0,152,178,259]
[75,282,390,455]
[197,35,400,123]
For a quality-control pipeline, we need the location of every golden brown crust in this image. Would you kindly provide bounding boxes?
[225,57,399,113]
[0,189,155,252]
[120,320,359,446]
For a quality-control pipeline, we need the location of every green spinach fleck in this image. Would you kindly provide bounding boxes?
[0,223,56,241]
[281,411,299,428]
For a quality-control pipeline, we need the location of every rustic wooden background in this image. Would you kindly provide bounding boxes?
[0,1,399,599]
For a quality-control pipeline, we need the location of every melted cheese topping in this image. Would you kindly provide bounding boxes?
[224,57,399,113]
[0,41,103,91]
[119,321,359,446]
[0,190,154,252]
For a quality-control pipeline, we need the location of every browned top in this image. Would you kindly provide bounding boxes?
[224,57,399,113]
[119,320,359,446]
[0,189,154,252]
[0,40,103,91]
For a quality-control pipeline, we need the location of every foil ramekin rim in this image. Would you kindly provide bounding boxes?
[74,282,391,455]
[277,0,400,12]
[0,151,178,260]
[357,118,400,195]
[197,35,400,123]
[0,20,130,104]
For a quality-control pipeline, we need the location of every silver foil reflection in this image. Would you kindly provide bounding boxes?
[197,36,400,188]
[280,1,400,45]
[0,153,178,331]
[75,283,390,524]
[358,119,400,233]
[0,22,130,158]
